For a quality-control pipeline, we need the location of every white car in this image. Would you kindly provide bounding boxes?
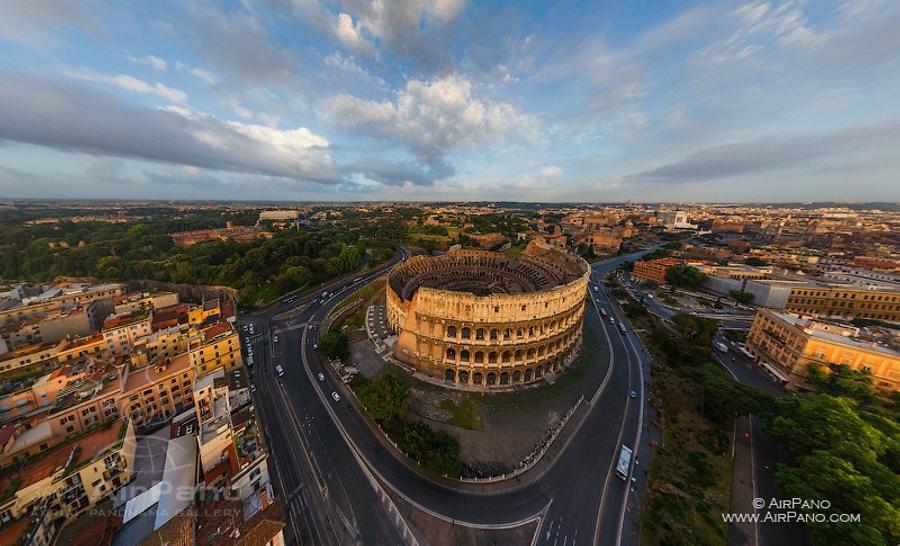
[276,365,285,377]
[331,391,341,402]
[273,335,279,343]
[317,372,325,381]
[313,343,318,350]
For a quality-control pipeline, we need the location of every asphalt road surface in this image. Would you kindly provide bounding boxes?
[245,247,661,545]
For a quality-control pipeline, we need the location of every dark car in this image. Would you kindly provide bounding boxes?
[628,389,637,398]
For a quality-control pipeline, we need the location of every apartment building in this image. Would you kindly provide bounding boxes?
[102,310,153,355]
[189,323,243,376]
[0,283,122,329]
[784,285,900,322]
[746,309,899,392]
[0,419,136,545]
[633,258,683,284]
[119,353,197,427]
[0,342,58,376]
[113,291,179,315]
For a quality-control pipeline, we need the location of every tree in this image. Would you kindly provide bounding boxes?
[744,257,768,266]
[318,330,350,362]
[729,289,754,304]
[356,375,409,423]
[807,363,877,404]
[665,265,707,289]
[764,394,899,545]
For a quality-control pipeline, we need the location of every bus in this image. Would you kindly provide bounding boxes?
[616,445,633,480]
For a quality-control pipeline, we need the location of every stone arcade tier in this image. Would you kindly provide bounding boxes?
[386,240,590,389]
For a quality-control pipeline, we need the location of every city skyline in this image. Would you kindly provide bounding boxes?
[1,0,900,203]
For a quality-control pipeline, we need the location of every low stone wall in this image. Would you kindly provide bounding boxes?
[124,280,239,305]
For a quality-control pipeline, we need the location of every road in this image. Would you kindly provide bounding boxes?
[714,341,806,546]
[617,273,755,330]
[245,247,660,545]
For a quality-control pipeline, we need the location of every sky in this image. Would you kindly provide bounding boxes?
[0,0,899,203]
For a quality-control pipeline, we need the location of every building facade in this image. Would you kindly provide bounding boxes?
[386,241,590,388]
[746,309,899,392]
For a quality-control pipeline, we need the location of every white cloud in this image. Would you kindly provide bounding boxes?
[0,72,340,184]
[326,73,534,162]
[334,12,375,55]
[64,67,187,102]
[127,54,168,71]
[541,165,563,178]
[175,61,216,84]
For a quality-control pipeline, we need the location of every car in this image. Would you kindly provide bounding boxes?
[331,391,341,402]
[313,343,318,350]
[251,384,257,393]
[317,372,325,381]
[276,365,285,377]
[628,389,637,398]
[273,335,279,343]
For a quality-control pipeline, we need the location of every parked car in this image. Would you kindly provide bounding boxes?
[317,372,325,381]
[331,391,341,402]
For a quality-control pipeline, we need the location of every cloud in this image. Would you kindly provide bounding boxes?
[0,72,341,184]
[628,122,900,183]
[181,2,311,95]
[326,0,466,69]
[64,67,188,102]
[0,0,100,47]
[174,61,216,84]
[334,13,375,56]
[350,158,453,186]
[326,74,534,163]
[127,54,168,71]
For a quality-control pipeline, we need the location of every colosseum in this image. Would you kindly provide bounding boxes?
[386,239,590,389]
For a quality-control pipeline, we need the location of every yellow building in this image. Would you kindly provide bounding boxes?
[785,286,899,321]
[188,299,223,326]
[0,419,136,543]
[56,334,109,364]
[746,309,899,393]
[119,353,196,426]
[188,323,243,376]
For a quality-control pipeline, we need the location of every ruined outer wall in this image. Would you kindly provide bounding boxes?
[386,242,589,388]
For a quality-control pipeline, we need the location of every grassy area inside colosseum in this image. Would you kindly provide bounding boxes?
[346,292,613,477]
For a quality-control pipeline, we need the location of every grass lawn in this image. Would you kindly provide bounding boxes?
[502,242,527,255]
[439,398,482,430]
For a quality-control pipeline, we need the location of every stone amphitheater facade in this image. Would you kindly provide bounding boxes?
[386,239,590,389]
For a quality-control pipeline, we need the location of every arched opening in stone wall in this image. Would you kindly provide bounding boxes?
[460,349,470,362]
[502,351,511,363]
[524,368,533,381]
[486,372,497,385]
[444,369,456,382]
[446,348,456,360]
[488,352,497,364]
[473,372,483,385]
[513,370,521,382]
[500,372,510,385]
[476,328,485,340]
[474,351,484,364]
[459,370,469,384]
[536,365,544,378]
[447,325,457,338]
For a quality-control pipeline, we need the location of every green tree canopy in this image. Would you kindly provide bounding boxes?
[665,265,707,289]
[318,330,350,362]
[729,289,754,304]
